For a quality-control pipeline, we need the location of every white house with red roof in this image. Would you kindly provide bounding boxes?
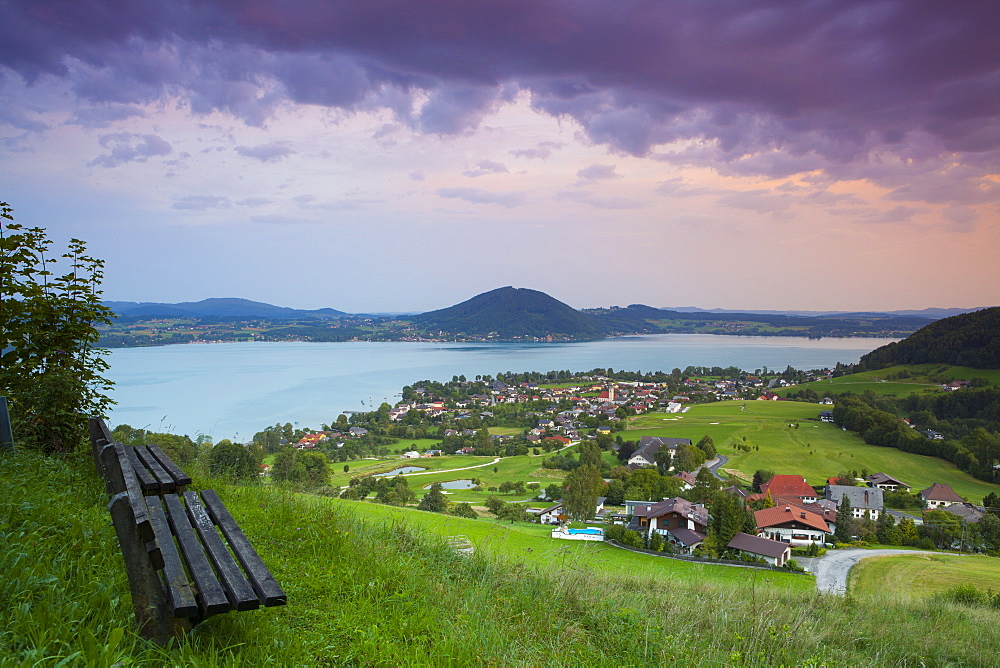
[754,475,819,504]
[754,504,831,546]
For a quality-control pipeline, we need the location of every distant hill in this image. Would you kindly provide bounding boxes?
[586,304,937,337]
[410,287,611,339]
[105,298,345,319]
[662,306,985,318]
[857,307,1000,370]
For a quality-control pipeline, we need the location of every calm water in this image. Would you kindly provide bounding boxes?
[105,335,891,441]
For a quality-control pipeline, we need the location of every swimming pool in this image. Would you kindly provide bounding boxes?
[567,528,604,536]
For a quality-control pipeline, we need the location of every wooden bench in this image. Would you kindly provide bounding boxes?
[88,418,286,642]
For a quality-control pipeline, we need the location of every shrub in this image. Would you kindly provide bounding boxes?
[1,205,115,453]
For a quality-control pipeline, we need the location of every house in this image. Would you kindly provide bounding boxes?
[423,449,443,457]
[672,471,697,489]
[629,497,709,543]
[942,503,985,523]
[722,485,749,499]
[596,426,612,436]
[920,482,965,508]
[758,392,780,401]
[627,436,693,468]
[756,475,819,504]
[820,411,834,423]
[401,451,421,459]
[825,484,884,520]
[348,427,369,437]
[819,397,834,405]
[865,472,910,492]
[727,532,791,566]
[538,504,564,525]
[754,505,831,546]
[669,527,706,555]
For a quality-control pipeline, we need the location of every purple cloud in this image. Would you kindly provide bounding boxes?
[509,141,563,159]
[437,186,526,208]
[463,160,509,177]
[172,194,230,210]
[235,142,295,163]
[88,132,171,167]
[576,163,621,181]
[2,0,999,193]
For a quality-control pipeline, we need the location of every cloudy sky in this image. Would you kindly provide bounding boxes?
[2,0,998,313]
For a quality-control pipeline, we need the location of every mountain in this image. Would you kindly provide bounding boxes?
[656,306,986,318]
[410,287,611,339]
[105,298,345,319]
[586,304,937,337]
[857,307,1000,370]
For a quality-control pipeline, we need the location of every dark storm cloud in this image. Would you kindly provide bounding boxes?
[4,1,999,185]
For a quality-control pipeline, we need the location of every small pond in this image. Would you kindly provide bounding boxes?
[426,479,477,490]
[374,466,426,477]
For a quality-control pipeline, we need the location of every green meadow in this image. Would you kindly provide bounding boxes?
[323,498,812,591]
[849,552,1000,601]
[775,364,1000,399]
[5,448,1000,665]
[628,401,1000,503]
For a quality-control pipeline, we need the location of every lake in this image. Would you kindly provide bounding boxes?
[104,335,891,441]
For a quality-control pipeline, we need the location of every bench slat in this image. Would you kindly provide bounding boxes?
[201,489,287,607]
[162,494,231,617]
[135,445,176,493]
[183,491,259,611]
[147,444,193,487]
[104,442,154,543]
[127,446,159,493]
[146,499,200,618]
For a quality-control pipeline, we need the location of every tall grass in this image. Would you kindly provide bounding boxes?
[3,448,999,666]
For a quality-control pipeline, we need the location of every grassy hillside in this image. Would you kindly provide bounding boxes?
[6,449,1000,665]
[5,448,1000,665]
[850,553,1000,601]
[628,401,1000,502]
[774,364,1000,399]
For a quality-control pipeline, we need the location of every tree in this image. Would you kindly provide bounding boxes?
[834,495,855,543]
[485,495,505,515]
[578,441,603,469]
[1,203,115,453]
[296,450,331,487]
[208,440,259,481]
[984,492,1000,516]
[450,502,478,519]
[673,443,706,473]
[704,490,755,557]
[563,464,605,520]
[497,504,530,523]
[752,469,775,493]
[417,482,448,513]
[695,435,717,459]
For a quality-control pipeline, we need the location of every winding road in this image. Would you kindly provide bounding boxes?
[797,548,940,594]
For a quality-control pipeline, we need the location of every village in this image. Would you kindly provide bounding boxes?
[279,371,999,570]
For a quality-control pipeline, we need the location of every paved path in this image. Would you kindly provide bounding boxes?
[706,454,729,480]
[798,548,939,595]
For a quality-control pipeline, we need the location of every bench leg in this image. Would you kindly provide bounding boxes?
[109,493,188,643]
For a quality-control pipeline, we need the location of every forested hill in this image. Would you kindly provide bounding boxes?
[857,307,1000,370]
[409,287,611,340]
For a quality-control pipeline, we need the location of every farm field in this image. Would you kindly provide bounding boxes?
[627,401,1000,502]
[849,553,1000,601]
[325,497,814,592]
[775,364,1000,399]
